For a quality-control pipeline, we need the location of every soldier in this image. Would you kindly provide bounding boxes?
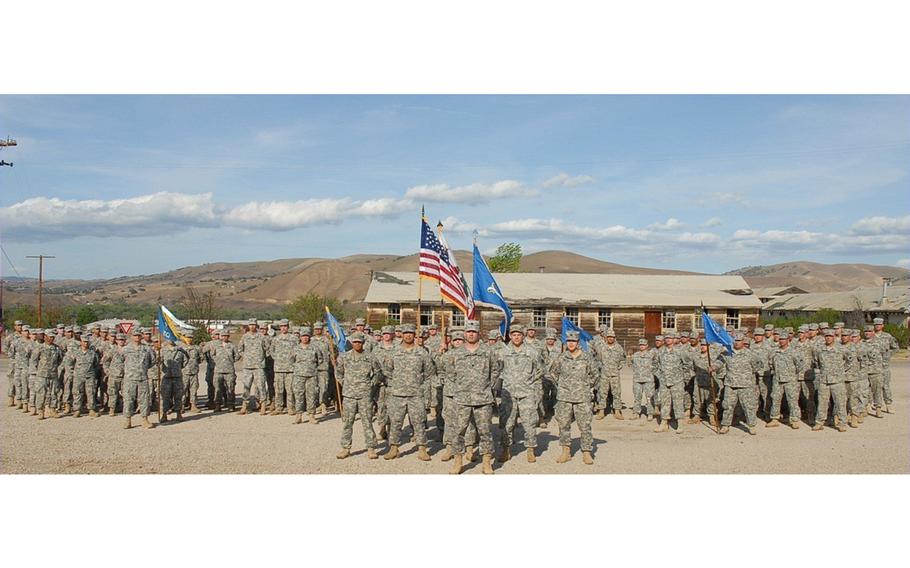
[794,324,817,423]
[538,328,561,427]
[718,333,761,435]
[335,332,381,460]
[67,334,100,418]
[180,336,203,413]
[8,323,28,408]
[691,338,723,426]
[494,324,543,463]
[651,334,665,417]
[860,326,885,418]
[159,340,188,422]
[872,317,898,413]
[768,332,803,429]
[373,325,396,440]
[26,328,45,415]
[631,339,655,420]
[122,330,156,429]
[202,334,217,408]
[57,326,78,414]
[290,326,323,424]
[591,327,626,420]
[437,330,479,462]
[750,331,774,421]
[812,329,848,432]
[311,322,333,414]
[653,332,692,433]
[549,330,598,464]
[237,320,269,415]
[106,333,127,415]
[211,330,240,411]
[841,329,864,428]
[3,321,22,406]
[34,329,64,419]
[270,319,297,415]
[380,323,432,462]
[449,321,495,474]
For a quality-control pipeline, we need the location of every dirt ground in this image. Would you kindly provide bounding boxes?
[1,358,907,474]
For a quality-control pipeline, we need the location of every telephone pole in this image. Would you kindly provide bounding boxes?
[26,255,55,327]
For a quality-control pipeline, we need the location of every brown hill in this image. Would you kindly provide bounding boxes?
[727,261,910,293]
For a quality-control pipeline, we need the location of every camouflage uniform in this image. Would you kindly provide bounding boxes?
[13,333,32,406]
[874,330,898,406]
[290,341,323,418]
[813,341,848,427]
[374,338,396,435]
[238,330,268,408]
[181,342,202,410]
[202,340,217,406]
[770,344,803,422]
[692,346,724,422]
[841,339,863,419]
[35,340,64,412]
[495,342,542,451]
[336,348,381,449]
[590,335,626,414]
[270,332,298,413]
[311,330,332,408]
[27,336,43,410]
[106,342,125,412]
[439,341,477,449]
[750,338,774,419]
[451,343,496,456]
[58,334,78,409]
[549,348,598,451]
[794,337,817,422]
[160,343,188,416]
[381,343,432,448]
[211,338,240,409]
[67,345,100,413]
[631,346,655,417]
[538,338,561,420]
[859,338,885,411]
[122,341,155,419]
[720,347,760,429]
[654,345,692,423]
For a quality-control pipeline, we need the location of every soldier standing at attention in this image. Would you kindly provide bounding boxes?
[3,321,23,407]
[860,326,885,418]
[202,335,217,409]
[335,332,381,460]
[549,330,598,464]
[813,328,848,432]
[159,340,188,422]
[872,317,898,413]
[538,328,561,427]
[237,321,268,415]
[27,329,45,415]
[106,333,127,415]
[67,334,100,418]
[122,330,156,429]
[495,325,543,464]
[58,326,78,414]
[630,339,655,420]
[718,333,761,435]
[449,320,495,474]
[690,338,723,426]
[794,325,817,423]
[591,327,626,420]
[181,336,203,414]
[750,331,774,421]
[768,333,803,429]
[35,329,64,419]
[212,330,240,411]
[310,322,333,414]
[380,323,432,462]
[290,326,323,424]
[653,332,692,433]
[438,330,478,462]
[13,325,31,409]
[841,330,863,428]
[270,319,297,415]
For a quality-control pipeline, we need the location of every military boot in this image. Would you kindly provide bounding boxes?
[848,415,858,428]
[718,426,730,434]
[109,407,115,416]
[6,396,13,407]
[15,400,23,409]
[613,409,624,420]
[294,413,302,424]
[527,448,536,463]
[270,408,280,416]
[89,409,99,418]
[63,403,72,415]
[214,403,221,412]
[38,406,45,420]
[239,401,248,415]
[790,419,800,429]
[439,445,453,462]
[885,405,892,414]
[384,445,399,460]
[766,419,780,428]
[30,406,38,416]
[259,401,267,416]
[190,403,200,414]
[654,420,669,433]
[556,446,571,463]
[417,446,431,461]
[836,423,847,432]
[874,407,882,418]
[142,416,154,429]
[646,413,654,422]
[309,413,319,425]
[73,410,81,418]
[497,447,511,463]
[464,446,476,463]
[160,413,169,423]
[124,416,132,429]
[318,403,327,415]
[449,454,463,475]
[747,424,757,435]
[175,410,183,421]
[482,454,494,474]
[367,448,379,460]
[595,409,605,420]
[582,451,594,465]
[811,423,824,431]
[336,448,351,460]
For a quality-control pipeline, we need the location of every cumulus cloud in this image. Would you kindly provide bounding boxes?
[849,214,910,236]
[896,259,910,269]
[701,217,723,228]
[647,218,685,231]
[542,173,595,188]
[404,180,535,204]
[219,197,414,231]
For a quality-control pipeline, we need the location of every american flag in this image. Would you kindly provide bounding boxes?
[419,216,471,315]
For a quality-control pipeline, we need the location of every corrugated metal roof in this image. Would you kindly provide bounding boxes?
[762,286,910,313]
[365,272,762,308]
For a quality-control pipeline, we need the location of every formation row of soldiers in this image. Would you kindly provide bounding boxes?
[2,315,900,474]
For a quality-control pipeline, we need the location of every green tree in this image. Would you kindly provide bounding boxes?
[76,305,99,326]
[283,293,347,325]
[488,242,522,273]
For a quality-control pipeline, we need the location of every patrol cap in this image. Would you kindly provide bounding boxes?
[132,329,143,336]
[638,339,648,345]
[277,319,289,327]
[116,333,126,340]
[33,328,45,335]
[565,331,580,341]
[599,324,610,332]
[425,324,437,331]
[763,324,774,331]
[381,325,394,335]
[44,328,56,335]
[733,332,745,341]
[464,321,480,332]
[14,320,23,325]
[350,332,365,343]
[873,317,884,325]
[545,329,557,339]
[451,330,465,341]
[773,328,782,335]
[666,331,678,339]
[823,328,835,336]
[797,325,808,332]
[655,335,664,341]
[313,322,324,329]
[819,322,829,329]
[605,329,616,337]
[834,322,845,329]
[699,338,707,345]
[779,333,790,340]
[851,329,861,337]
[487,330,500,340]
[299,326,312,336]
[510,324,525,335]
[64,326,73,332]
[354,318,366,326]
[400,323,416,334]
[80,334,91,342]
[56,323,64,329]
[219,328,231,336]
[864,325,874,332]
[808,323,819,330]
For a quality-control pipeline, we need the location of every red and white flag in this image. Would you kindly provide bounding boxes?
[419,214,473,316]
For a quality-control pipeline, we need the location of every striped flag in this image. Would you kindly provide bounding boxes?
[419,214,471,315]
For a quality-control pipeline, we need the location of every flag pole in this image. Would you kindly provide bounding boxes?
[417,206,424,335]
[156,308,163,421]
[701,302,720,433]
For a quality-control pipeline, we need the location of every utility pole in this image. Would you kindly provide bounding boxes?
[26,255,55,327]
[0,136,16,167]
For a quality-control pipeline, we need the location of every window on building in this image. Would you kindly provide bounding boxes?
[451,309,465,327]
[726,309,740,328]
[565,307,580,326]
[420,306,432,327]
[662,310,676,330]
[694,309,704,329]
[387,303,401,324]
[598,309,612,329]
[532,308,547,328]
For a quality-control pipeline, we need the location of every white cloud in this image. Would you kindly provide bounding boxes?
[404,180,535,204]
[849,214,910,236]
[701,217,723,228]
[223,197,413,230]
[542,173,595,188]
[647,218,685,231]
[896,259,910,269]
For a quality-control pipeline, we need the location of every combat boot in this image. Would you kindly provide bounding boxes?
[160,413,169,423]
[595,409,605,420]
[811,423,823,431]
[674,422,684,435]
[318,403,327,415]
[214,403,221,412]
[309,413,319,425]
[30,406,38,416]
[613,409,624,420]
[336,448,350,460]
[367,448,378,460]
[556,446,571,463]
[746,424,757,435]
[15,401,22,410]
[63,403,71,415]
[766,419,780,428]
[294,413,302,424]
[482,454,494,474]
[190,403,200,414]
[417,446,431,461]
[108,407,115,416]
[175,410,183,421]
[654,420,669,433]
[38,406,45,420]
[646,413,654,422]
[124,416,131,429]
[527,448,536,463]
[790,419,800,429]
[6,396,13,407]
[582,451,594,465]
[142,416,154,429]
[449,454,463,475]
[384,445,399,460]
[269,408,280,416]
[836,423,847,433]
[89,409,98,418]
[239,401,248,415]
[439,444,453,462]
[874,407,882,418]
[259,402,267,416]
[73,410,82,418]
[497,447,511,463]
[464,446,476,463]
[885,405,892,414]
[718,426,730,434]
[848,415,859,428]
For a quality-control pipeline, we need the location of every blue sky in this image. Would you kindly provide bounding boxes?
[1,95,908,280]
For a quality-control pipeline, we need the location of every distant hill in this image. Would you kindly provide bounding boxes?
[727,261,910,293]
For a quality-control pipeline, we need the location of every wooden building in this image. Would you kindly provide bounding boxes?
[761,285,909,327]
[364,271,762,349]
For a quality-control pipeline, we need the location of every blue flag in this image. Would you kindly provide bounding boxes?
[702,308,733,355]
[324,306,348,353]
[472,243,513,337]
[156,307,178,343]
[561,316,593,351]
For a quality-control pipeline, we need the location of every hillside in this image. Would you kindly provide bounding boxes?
[727,261,909,293]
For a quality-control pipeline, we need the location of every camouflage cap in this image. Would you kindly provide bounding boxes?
[354,318,366,325]
[834,322,845,329]
[773,328,782,335]
[819,322,830,329]
[779,333,790,340]
[763,324,774,331]
[699,338,707,345]
[510,324,525,335]
[33,328,45,335]
[299,326,312,336]
[605,329,616,337]
[655,335,664,341]
[80,334,91,342]
[132,329,142,336]
[666,331,678,339]
[219,328,231,336]
[487,330,500,340]
[349,332,365,343]
[798,324,809,332]
[638,339,648,345]
[464,321,480,332]
[381,325,394,335]
[313,322,325,329]
[394,325,401,332]
[56,323,65,329]
[22,325,31,331]
[851,329,861,337]
[733,332,745,341]
[599,324,610,332]
[823,328,835,336]
[565,331,580,341]
[400,323,416,334]
[808,323,819,330]
[427,324,438,331]
[873,317,884,325]
[64,326,73,332]
[451,330,465,340]
[116,333,127,340]
[277,319,289,327]
[544,329,557,339]
[14,320,23,325]
[864,325,874,332]
[44,328,56,335]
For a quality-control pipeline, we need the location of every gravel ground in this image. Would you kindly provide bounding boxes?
[1,358,907,474]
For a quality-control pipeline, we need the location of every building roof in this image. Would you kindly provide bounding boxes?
[751,286,809,298]
[762,286,910,313]
[365,271,762,309]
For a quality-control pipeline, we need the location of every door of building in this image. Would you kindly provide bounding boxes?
[644,311,662,344]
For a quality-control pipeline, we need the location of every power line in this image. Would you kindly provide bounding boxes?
[0,245,23,279]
